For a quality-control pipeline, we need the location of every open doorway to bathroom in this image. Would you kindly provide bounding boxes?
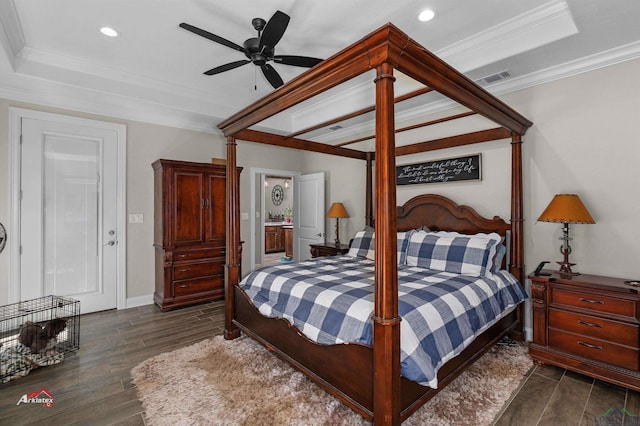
[249,167,299,272]
[261,175,294,267]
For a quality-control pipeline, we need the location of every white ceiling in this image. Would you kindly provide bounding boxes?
[1,0,640,138]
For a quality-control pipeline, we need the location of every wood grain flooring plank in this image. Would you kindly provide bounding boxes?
[494,372,559,426]
[531,363,565,381]
[537,374,594,426]
[580,380,627,426]
[624,390,640,425]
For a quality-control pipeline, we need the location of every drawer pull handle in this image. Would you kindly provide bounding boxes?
[179,284,190,288]
[578,320,602,328]
[579,297,604,305]
[178,254,192,258]
[578,341,603,350]
[178,268,192,272]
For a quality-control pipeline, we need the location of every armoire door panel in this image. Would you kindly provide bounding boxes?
[206,173,226,244]
[173,171,205,245]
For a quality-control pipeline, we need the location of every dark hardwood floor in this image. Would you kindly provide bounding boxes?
[0,301,225,426]
[494,360,640,426]
[2,300,639,425]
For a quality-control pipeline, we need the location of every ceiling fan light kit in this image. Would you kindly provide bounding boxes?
[180,10,323,89]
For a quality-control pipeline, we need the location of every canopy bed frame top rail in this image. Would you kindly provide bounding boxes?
[218,23,532,137]
[222,22,532,426]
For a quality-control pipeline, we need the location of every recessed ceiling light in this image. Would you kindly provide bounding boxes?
[418,9,435,22]
[100,27,118,37]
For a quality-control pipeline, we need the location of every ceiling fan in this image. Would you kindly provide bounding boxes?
[180,10,323,89]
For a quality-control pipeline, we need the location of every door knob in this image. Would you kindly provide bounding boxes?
[105,240,116,246]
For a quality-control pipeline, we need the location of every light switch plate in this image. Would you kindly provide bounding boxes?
[128,213,144,223]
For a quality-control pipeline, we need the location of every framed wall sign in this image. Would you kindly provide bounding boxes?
[396,154,481,186]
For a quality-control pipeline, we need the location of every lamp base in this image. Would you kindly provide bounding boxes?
[557,247,579,277]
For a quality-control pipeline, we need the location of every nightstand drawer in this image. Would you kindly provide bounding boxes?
[549,309,639,347]
[549,328,639,370]
[551,287,637,319]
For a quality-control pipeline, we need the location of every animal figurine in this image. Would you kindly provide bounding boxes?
[18,318,68,354]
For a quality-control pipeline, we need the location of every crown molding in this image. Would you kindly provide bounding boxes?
[438,0,578,72]
[0,75,223,134]
[0,0,25,59]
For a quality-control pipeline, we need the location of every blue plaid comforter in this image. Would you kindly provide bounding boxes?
[240,255,527,388]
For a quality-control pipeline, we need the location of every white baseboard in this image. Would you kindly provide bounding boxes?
[125,294,154,309]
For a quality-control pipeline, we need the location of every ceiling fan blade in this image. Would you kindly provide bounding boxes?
[204,60,251,75]
[259,10,290,49]
[261,64,284,89]
[272,55,323,68]
[179,23,245,53]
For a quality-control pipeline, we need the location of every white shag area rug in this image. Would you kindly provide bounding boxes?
[131,335,532,425]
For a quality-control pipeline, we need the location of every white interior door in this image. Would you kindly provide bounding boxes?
[18,116,121,313]
[293,172,325,262]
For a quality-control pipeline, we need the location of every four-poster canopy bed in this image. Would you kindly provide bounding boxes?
[218,23,533,425]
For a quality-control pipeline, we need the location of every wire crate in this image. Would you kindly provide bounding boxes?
[1,295,80,383]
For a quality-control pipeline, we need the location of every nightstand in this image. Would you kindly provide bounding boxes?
[309,243,350,258]
[529,270,640,391]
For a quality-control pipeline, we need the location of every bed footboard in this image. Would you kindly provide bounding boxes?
[233,285,520,422]
[233,285,376,420]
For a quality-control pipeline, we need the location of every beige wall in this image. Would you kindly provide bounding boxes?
[1,57,639,308]
[0,100,303,305]
[325,57,640,281]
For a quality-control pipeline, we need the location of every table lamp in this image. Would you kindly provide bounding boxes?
[327,202,349,247]
[538,194,595,276]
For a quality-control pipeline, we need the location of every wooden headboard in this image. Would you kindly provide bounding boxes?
[396,194,511,270]
[396,194,510,238]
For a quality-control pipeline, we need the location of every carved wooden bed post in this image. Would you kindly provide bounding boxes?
[225,135,241,340]
[373,62,401,426]
[509,133,524,283]
[366,152,374,227]
[510,132,525,339]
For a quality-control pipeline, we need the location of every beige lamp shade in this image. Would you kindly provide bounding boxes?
[538,194,595,224]
[327,202,349,218]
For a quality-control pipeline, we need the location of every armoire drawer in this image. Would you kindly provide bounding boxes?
[173,260,224,280]
[173,247,225,262]
[173,276,223,297]
[549,308,639,348]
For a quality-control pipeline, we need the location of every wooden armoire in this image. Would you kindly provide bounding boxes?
[152,159,241,311]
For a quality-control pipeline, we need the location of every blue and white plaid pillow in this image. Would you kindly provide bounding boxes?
[346,230,414,264]
[405,231,501,276]
[492,242,507,272]
[347,230,375,259]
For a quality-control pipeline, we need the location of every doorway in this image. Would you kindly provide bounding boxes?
[8,108,127,312]
[262,175,294,267]
[249,168,298,271]
[248,168,325,272]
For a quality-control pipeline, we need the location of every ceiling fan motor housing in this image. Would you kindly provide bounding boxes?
[243,38,274,65]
